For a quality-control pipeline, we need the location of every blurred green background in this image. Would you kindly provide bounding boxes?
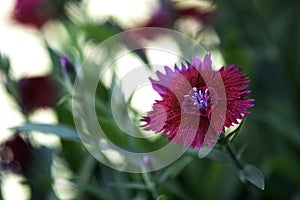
[214,0,300,199]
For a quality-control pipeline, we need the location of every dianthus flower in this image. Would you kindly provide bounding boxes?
[142,54,254,149]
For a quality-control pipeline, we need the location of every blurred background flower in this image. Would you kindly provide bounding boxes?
[11,0,80,29]
[0,134,33,172]
[138,0,212,28]
[18,75,57,114]
[12,0,58,28]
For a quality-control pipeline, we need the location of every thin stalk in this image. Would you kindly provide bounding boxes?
[142,172,159,199]
[225,140,244,170]
[75,154,97,200]
[0,177,3,200]
[225,140,256,198]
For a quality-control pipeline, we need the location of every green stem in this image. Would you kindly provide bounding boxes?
[76,181,112,200]
[225,140,257,197]
[75,154,97,200]
[0,176,3,200]
[142,172,159,199]
[225,140,244,170]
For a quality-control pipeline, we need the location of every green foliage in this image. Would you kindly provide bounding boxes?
[242,165,265,190]
[0,53,10,75]
[11,123,80,141]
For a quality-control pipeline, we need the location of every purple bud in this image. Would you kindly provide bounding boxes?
[60,55,75,74]
[142,155,152,170]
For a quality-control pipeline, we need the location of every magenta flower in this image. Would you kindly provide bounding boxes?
[141,54,254,149]
[19,75,57,114]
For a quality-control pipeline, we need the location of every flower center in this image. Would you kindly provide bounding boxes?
[190,87,210,110]
[182,87,212,116]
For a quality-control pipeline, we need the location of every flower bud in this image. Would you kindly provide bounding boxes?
[60,55,75,74]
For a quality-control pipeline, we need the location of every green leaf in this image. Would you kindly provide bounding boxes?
[46,46,63,76]
[157,194,168,200]
[163,181,190,200]
[75,181,112,200]
[158,156,193,184]
[0,52,10,74]
[11,123,80,141]
[24,146,54,199]
[109,183,148,190]
[81,22,117,43]
[206,148,232,164]
[242,164,265,190]
[56,94,72,106]
[132,49,149,66]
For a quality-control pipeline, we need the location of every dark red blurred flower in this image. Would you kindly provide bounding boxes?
[18,75,57,114]
[142,0,176,28]
[177,7,212,25]
[12,0,59,28]
[0,134,33,172]
[140,0,212,29]
[141,54,254,149]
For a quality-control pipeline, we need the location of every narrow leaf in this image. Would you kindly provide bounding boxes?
[157,194,167,200]
[75,181,112,200]
[206,148,232,164]
[11,123,80,141]
[158,156,193,183]
[109,183,148,190]
[242,164,265,190]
